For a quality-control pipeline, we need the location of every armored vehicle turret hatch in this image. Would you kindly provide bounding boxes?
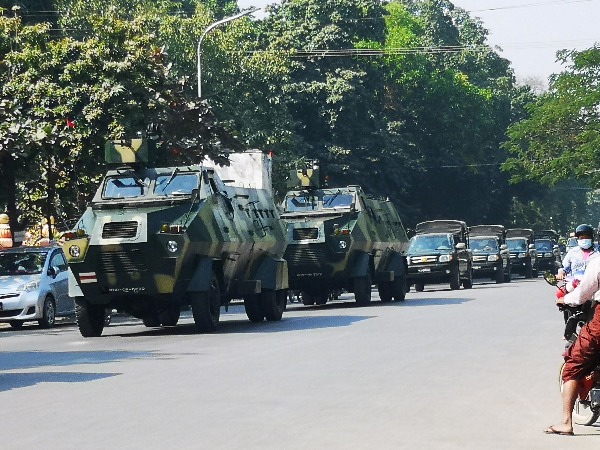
[62,140,288,337]
[280,161,409,306]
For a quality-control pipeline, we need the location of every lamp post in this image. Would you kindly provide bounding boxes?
[197,7,260,98]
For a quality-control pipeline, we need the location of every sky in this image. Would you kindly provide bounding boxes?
[237,0,600,83]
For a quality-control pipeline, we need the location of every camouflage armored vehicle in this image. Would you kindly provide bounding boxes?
[469,225,511,283]
[406,220,473,291]
[505,228,538,278]
[280,162,409,306]
[61,139,288,337]
[534,229,561,274]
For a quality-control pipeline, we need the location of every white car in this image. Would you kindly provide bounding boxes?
[0,246,74,329]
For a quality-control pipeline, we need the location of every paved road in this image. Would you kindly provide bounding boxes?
[1,278,598,449]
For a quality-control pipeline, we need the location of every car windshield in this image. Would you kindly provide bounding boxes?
[155,173,199,196]
[566,237,577,248]
[286,194,317,212]
[285,191,355,212]
[536,239,554,252]
[322,193,354,209]
[470,238,498,253]
[0,252,46,275]
[507,238,528,252]
[103,176,149,199]
[408,235,453,252]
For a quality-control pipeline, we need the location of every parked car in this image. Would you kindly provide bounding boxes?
[0,246,74,329]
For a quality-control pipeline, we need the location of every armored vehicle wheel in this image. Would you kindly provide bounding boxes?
[143,314,161,328]
[462,268,473,289]
[354,273,372,306]
[450,265,461,290]
[263,290,286,321]
[159,306,180,326]
[495,264,504,284]
[378,282,393,302]
[392,276,407,302]
[190,273,221,332]
[9,320,23,329]
[314,292,328,305]
[525,261,533,279]
[244,294,265,322]
[414,283,425,292]
[301,291,315,306]
[75,297,105,337]
[38,297,56,328]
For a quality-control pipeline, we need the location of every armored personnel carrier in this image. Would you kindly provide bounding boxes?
[280,162,409,306]
[61,139,288,337]
[469,224,511,283]
[406,220,473,291]
[506,228,538,278]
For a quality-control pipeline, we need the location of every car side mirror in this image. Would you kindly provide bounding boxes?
[350,202,356,212]
[48,266,60,277]
[456,243,466,250]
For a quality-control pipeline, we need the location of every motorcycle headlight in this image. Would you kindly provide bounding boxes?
[487,255,499,262]
[439,254,452,263]
[17,280,40,292]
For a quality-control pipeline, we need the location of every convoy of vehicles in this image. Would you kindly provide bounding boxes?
[506,228,538,278]
[280,161,409,305]
[406,220,473,291]
[534,230,561,274]
[469,225,511,283]
[60,139,289,337]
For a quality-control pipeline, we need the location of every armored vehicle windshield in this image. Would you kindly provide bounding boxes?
[507,238,528,252]
[284,190,355,212]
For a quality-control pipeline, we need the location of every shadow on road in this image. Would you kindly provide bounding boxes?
[0,350,153,371]
[0,371,119,392]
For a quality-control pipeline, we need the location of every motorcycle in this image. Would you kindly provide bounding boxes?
[543,271,600,425]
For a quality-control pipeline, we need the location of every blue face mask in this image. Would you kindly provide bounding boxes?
[578,239,593,250]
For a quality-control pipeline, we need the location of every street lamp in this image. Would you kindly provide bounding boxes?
[197,7,260,98]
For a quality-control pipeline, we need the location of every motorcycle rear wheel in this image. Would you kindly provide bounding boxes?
[559,362,600,426]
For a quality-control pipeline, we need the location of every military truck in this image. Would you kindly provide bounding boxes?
[534,229,561,274]
[469,225,511,283]
[61,139,288,337]
[406,220,473,291]
[505,228,538,278]
[280,162,409,306]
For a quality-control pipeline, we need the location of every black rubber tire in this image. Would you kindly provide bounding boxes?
[462,268,473,289]
[559,362,600,425]
[75,297,105,337]
[450,265,461,290]
[525,260,533,279]
[38,297,56,328]
[143,314,161,327]
[244,294,265,322]
[495,263,504,284]
[314,292,328,305]
[9,320,23,329]
[159,306,180,327]
[414,283,425,292]
[354,273,372,306]
[378,282,393,302]
[301,291,315,306]
[190,273,221,332]
[392,275,407,302]
[263,290,286,321]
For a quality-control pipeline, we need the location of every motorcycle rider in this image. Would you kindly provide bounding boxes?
[557,224,598,291]
[545,229,600,436]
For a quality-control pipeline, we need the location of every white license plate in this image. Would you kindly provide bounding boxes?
[418,268,431,273]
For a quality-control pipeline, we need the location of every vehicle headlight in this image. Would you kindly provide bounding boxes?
[17,280,40,292]
[544,252,553,258]
[488,255,499,262]
[339,240,347,249]
[166,240,178,253]
[68,245,81,258]
[439,254,452,263]
[518,253,526,258]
